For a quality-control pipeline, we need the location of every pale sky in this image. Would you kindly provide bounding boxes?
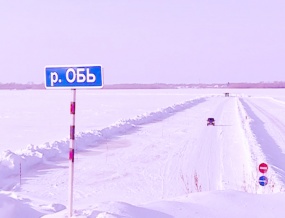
[1,0,285,84]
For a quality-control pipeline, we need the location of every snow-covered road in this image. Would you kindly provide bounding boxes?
[13,94,285,214]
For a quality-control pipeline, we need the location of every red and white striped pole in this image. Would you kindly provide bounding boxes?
[68,88,76,217]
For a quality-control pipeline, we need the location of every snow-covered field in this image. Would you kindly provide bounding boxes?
[1,88,285,218]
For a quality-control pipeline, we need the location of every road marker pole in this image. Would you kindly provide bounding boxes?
[68,88,76,217]
[20,162,22,186]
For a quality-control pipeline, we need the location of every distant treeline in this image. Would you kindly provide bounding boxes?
[0,83,44,90]
[108,82,285,89]
[0,82,285,90]
[226,82,285,88]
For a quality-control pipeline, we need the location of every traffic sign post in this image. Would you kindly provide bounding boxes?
[45,65,103,218]
[68,88,76,218]
[258,162,269,190]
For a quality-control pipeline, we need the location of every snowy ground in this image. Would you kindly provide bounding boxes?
[0,89,285,218]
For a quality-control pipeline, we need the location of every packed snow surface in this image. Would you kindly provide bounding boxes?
[0,89,285,218]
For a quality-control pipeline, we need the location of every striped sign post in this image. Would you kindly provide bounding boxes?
[45,65,103,217]
[68,89,76,217]
[258,162,268,187]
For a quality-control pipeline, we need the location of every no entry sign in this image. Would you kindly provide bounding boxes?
[259,163,268,174]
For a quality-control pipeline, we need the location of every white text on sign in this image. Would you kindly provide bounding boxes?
[50,68,96,86]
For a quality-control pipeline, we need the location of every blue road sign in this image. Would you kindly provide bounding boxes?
[45,65,103,89]
[259,175,268,186]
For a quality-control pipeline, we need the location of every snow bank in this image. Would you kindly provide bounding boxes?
[42,190,285,218]
[0,98,206,190]
[0,191,44,217]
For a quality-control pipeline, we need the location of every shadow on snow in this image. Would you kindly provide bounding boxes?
[240,99,285,183]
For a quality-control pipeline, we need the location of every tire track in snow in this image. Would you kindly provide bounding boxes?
[215,97,257,193]
[161,97,241,195]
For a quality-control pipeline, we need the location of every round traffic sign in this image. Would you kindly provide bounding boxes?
[259,163,268,174]
[259,175,268,186]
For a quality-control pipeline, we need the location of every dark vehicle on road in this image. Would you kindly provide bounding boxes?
[207,118,215,126]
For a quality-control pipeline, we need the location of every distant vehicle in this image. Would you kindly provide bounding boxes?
[207,118,215,126]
